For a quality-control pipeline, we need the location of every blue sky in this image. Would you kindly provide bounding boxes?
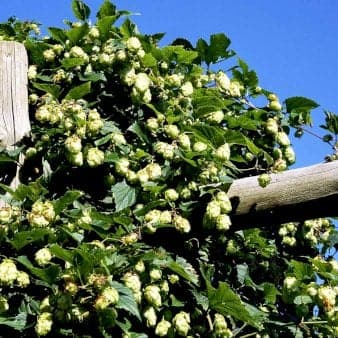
[1,0,338,168]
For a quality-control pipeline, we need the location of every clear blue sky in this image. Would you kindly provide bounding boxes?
[1,0,338,168]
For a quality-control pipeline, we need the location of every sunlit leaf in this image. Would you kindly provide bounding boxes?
[112,181,136,212]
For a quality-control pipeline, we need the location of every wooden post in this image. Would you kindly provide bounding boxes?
[0,41,30,198]
[228,161,338,228]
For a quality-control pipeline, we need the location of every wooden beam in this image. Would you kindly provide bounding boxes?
[0,41,30,197]
[228,161,338,228]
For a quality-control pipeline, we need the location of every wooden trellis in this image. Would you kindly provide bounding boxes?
[1,41,338,226]
[0,41,30,203]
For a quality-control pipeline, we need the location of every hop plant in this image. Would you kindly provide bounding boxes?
[155,318,171,336]
[0,259,18,285]
[35,247,53,266]
[144,285,162,308]
[0,1,335,337]
[173,311,191,336]
[35,312,53,336]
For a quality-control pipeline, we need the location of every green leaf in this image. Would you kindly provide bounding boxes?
[90,209,116,231]
[191,290,209,311]
[48,27,67,44]
[97,16,117,41]
[0,23,16,37]
[243,303,268,329]
[128,122,150,144]
[192,88,230,118]
[104,152,119,163]
[112,281,141,321]
[175,48,198,64]
[141,53,157,67]
[32,82,62,98]
[53,190,83,215]
[289,259,314,281]
[97,0,117,19]
[133,200,167,217]
[10,228,52,250]
[286,96,319,127]
[94,134,113,147]
[72,0,91,21]
[322,111,338,135]
[120,18,139,38]
[187,124,226,147]
[168,256,199,286]
[285,96,319,114]
[62,228,84,244]
[50,244,74,263]
[0,154,16,163]
[65,81,91,100]
[227,115,261,131]
[24,39,49,65]
[0,312,27,330]
[0,183,14,196]
[12,181,48,201]
[66,23,89,44]
[233,58,259,88]
[286,325,304,338]
[260,282,281,304]
[208,282,265,329]
[112,181,136,212]
[294,295,313,305]
[236,263,255,287]
[61,57,86,70]
[102,252,128,269]
[170,294,185,307]
[16,256,61,285]
[79,71,107,82]
[206,33,233,65]
[196,38,208,63]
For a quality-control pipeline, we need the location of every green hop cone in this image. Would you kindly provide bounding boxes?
[206,201,222,220]
[284,146,296,164]
[216,214,232,231]
[0,296,9,312]
[206,110,224,124]
[144,285,162,308]
[173,215,191,233]
[193,141,208,152]
[178,134,191,150]
[149,268,162,282]
[155,318,172,336]
[35,312,53,336]
[268,100,282,112]
[214,143,231,162]
[164,124,180,139]
[173,311,190,336]
[143,306,157,327]
[215,191,232,214]
[276,131,291,147]
[86,147,105,167]
[65,135,82,154]
[258,173,271,188]
[265,118,279,135]
[164,188,179,202]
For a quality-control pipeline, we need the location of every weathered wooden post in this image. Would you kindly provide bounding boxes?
[0,41,30,201]
[228,161,338,228]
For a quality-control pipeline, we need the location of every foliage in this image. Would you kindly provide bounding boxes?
[0,0,337,337]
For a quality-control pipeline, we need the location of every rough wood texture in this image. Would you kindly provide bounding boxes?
[228,161,338,228]
[0,41,30,195]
